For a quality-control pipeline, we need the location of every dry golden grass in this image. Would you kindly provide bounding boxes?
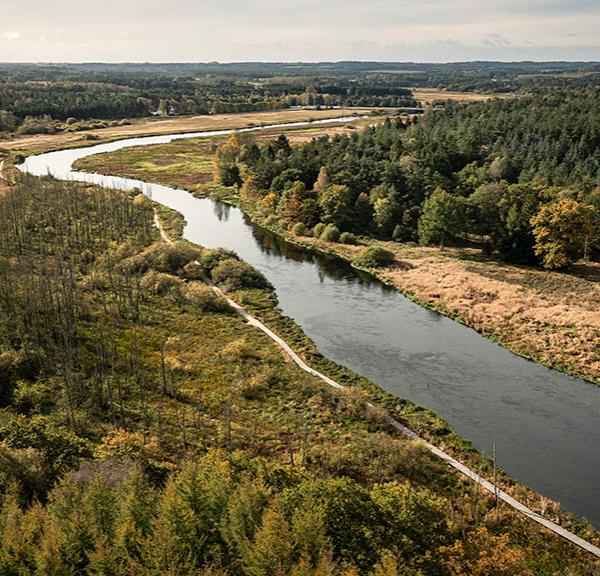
[411,88,510,103]
[0,108,375,154]
[377,245,600,383]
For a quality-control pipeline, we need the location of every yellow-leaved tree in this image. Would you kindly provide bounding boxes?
[530,198,597,269]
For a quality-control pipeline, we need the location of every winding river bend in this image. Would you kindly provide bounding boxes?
[20,118,600,528]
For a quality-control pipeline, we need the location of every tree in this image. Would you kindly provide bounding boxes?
[214,133,243,186]
[530,198,597,269]
[417,189,468,247]
[469,182,506,236]
[370,185,401,238]
[440,527,533,576]
[282,478,386,572]
[241,500,295,576]
[313,167,330,193]
[155,457,233,567]
[0,110,18,132]
[371,482,447,558]
[490,183,541,263]
[318,184,356,230]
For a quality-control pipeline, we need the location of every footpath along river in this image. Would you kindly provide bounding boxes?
[20,117,600,528]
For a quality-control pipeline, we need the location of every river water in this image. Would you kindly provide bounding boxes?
[20,118,600,528]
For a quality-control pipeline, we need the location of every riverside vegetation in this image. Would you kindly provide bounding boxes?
[75,90,600,385]
[0,168,598,574]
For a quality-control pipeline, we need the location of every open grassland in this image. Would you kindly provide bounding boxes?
[0,108,375,156]
[411,88,510,103]
[75,128,600,387]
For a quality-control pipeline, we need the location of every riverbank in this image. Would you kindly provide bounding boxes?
[246,220,600,388]
[68,135,600,541]
[74,135,600,387]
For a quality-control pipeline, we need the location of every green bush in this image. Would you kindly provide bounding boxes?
[182,261,205,280]
[182,283,229,312]
[13,379,56,415]
[141,271,183,295]
[313,223,326,237]
[264,215,278,227]
[119,241,201,275]
[16,115,57,135]
[211,258,271,291]
[291,222,307,237]
[353,246,395,268]
[200,248,239,274]
[320,224,340,242]
[340,232,357,245]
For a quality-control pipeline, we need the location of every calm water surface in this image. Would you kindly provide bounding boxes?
[20,119,600,527]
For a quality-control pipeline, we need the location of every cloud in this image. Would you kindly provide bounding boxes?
[1,32,20,41]
[1,1,600,61]
[482,33,511,47]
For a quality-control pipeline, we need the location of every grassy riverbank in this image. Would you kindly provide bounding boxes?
[0,108,377,157]
[75,131,600,387]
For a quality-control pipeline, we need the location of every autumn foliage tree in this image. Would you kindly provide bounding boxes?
[530,198,597,269]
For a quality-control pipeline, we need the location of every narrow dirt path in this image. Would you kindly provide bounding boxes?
[154,211,600,559]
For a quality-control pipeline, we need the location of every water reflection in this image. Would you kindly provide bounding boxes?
[214,201,232,222]
[247,218,391,288]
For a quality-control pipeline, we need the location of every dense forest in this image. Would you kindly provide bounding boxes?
[0,174,596,575]
[216,89,600,269]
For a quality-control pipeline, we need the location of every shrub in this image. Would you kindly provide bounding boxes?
[291,222,307,237]
[354,247,395,268]
[313,223,326,237]
[16,115,57,135]
[182,260,205,280]
[13,379,56,415]
[264,215,278,227]
[211,259,271,291]
[154,241,202,273]
[182,283,228,312]
[340,232,357,245]
[320,224,340,242]
[141,271,182,295]
[200,248,239,274]
[118,241,200,275]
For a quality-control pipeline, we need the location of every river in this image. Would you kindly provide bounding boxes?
[19,117,600,528]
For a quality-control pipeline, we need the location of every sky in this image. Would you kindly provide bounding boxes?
[0,0,599,63]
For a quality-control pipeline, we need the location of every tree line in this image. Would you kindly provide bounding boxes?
[0,69,417,135]
[216,89,600,269]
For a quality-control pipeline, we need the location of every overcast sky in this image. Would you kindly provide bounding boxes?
[1,0,599,62]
